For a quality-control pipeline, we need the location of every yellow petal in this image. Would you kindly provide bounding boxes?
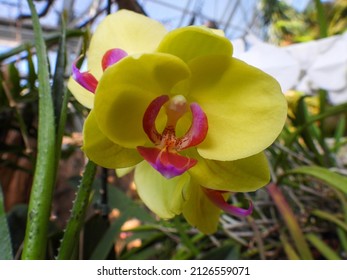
[188,55,287,161]
[157,26,232,63]
[210,28,226,37]
[88,10,167,80]
[94,53,191,149]
[83,111,142,168]
[115,166,135,178]
[134,161,190,219]
[186,150,270,192]
[67,77,94,109]
[182,180,221,234]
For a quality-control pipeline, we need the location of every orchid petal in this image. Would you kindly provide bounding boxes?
[115,166,135,178]
[94,53,190,149]
[137,146,197,179]
[88,10,167,80]
[186,150,270,192]
[157,26,232,63]
[83,111,142,168]
[134,161,190,219]
[102,48,128,71]
[67,77,94,109]
[188,55,287,161]
[72,58,98,93]
[203,188,253,217]
[182,180,221,234]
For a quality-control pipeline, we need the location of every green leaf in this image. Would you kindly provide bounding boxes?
[82,214,115,260]
[295,96,327,165]
[333,115,346,152]
[337,228,347,252]
[8,63,22,100]
[89,185,155,260]
[267,183,313,260]
[306,233,341,260]
[0,184,13,260]
[280,102,347,164]
[21,0,56,259]
[199,242,241,260]
[52,14,71,186]
[0,30,84,62]
[0,76,7,109]
[311,210,347,232]
[52,15,67,128]
[89,211,131,260]
[313,0,328,38]
[26,48,37,92]
[280,234,300,260]
[6,205,28,258]
[173,216,199,257]
[285,166,347,195]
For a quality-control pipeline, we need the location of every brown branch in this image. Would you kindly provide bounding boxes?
[115,0,147,15]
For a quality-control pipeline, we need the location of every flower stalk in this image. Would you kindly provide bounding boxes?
[57,160,97,260]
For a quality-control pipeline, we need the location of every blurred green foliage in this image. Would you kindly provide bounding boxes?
[261,0,347,43]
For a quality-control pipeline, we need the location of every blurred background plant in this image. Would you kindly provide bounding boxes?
[0,0,346,260]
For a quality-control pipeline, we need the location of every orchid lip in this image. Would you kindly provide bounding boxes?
[137,146,197,179]
[139,95,208,178]
[203,188,253,217]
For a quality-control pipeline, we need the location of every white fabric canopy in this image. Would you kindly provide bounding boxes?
[232,32,347,104]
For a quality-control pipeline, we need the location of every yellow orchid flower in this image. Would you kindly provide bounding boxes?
[68,10,287,234]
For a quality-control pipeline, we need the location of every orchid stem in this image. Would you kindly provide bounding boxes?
[57,160,97,259]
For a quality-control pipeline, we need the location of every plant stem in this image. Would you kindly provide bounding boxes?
[57,160,97,259]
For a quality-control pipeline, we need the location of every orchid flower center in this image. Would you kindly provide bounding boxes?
[159,95,188,151]
[137,95,208,179]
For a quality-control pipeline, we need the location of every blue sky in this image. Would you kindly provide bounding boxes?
[0,0,336,56]
[0,0,333,49]
[0,0,258,41]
